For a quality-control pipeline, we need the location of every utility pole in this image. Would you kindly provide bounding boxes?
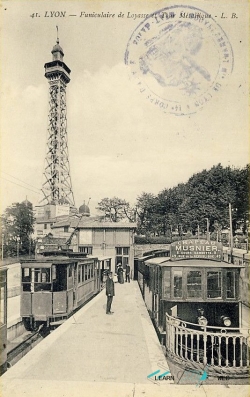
[17,237,20,258]
[229,203,234,263]
[205,218,210,240]
[1,234,4,261]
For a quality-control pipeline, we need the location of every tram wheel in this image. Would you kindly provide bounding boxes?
[22,317,33,331]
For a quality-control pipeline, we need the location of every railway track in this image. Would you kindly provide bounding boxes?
[7,326,47,368]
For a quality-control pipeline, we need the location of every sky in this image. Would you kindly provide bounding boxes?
[1,0,249,215]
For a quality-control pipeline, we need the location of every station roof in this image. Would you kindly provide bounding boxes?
[52,216,136,229]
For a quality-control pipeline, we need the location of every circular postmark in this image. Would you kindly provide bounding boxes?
[125,5,233,116]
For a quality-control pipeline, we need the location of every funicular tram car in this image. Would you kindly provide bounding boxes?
[138,239,250,383]
[0,267,8,375]
[20,252,106,330]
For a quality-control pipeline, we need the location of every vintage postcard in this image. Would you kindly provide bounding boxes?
[1,0,249,396]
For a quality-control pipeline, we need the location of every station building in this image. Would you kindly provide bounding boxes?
[34,202,136,276]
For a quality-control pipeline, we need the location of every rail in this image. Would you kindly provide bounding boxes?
[165,314,250,376]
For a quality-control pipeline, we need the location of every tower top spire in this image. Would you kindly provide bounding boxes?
[51,26,64,61]
[56,25,59,44]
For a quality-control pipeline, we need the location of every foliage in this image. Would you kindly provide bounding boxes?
[96,197,133,222]
[95,164,249,238]
[1,200,35,257]
[134,235,171,244]
[135,193,158,234]
[134,164,249,237]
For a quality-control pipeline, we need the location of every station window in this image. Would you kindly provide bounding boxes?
[82,265,85,282]
[226,271,236,298]
[207,271,222,298]
[85,265,88,281]
[64,226,69,232]
[79,246,93,254]
[187,270,202,298]
[173,270,183,298]
[116,247,129,268]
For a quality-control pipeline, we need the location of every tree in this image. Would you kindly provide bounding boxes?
[96,197,131,222]
[1,200,35,257]
[134,164,249,238]
[135,192,158,235]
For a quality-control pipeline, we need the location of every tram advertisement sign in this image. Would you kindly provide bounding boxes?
[171,240,223,261]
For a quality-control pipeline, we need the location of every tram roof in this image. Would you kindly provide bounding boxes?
[21,257,99,267]
[96,256,112,261]
[144,257,244,268]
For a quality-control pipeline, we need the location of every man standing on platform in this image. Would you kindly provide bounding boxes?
[106,272,115,314]
[125,264,130,283]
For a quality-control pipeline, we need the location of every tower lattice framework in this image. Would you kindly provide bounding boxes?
[41,37,75,206]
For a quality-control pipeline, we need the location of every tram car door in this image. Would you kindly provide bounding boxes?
[52,263,69,316]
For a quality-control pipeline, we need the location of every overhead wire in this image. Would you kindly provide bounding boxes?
[1,171,41,192]
[1,176,41,195]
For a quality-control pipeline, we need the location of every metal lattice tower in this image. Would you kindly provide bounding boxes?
[41,33,75,206]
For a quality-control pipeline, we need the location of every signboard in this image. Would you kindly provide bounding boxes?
[171,240,223,261]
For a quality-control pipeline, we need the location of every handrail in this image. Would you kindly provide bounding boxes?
[165,313,250,373]
[166,313,249,333]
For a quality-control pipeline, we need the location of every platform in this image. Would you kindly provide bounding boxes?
[2,281,249,397]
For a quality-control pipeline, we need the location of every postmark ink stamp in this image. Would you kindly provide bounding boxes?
[125,5,234,116]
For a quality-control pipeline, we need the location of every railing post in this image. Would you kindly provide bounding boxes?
[211,335,214,366]
[233,336,236,367]
[247,336,249,367]
[203,332,207,365]
[180,327,183,358]
[185,330,188,359]
[218,336,222,366]
[175,325,178,356]
[240,337,243,367]
[225,336,229,367]
[197,334,200,363]
[191,333,194,361]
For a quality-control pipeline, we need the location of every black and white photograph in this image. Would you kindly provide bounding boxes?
[1,1,249,396]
